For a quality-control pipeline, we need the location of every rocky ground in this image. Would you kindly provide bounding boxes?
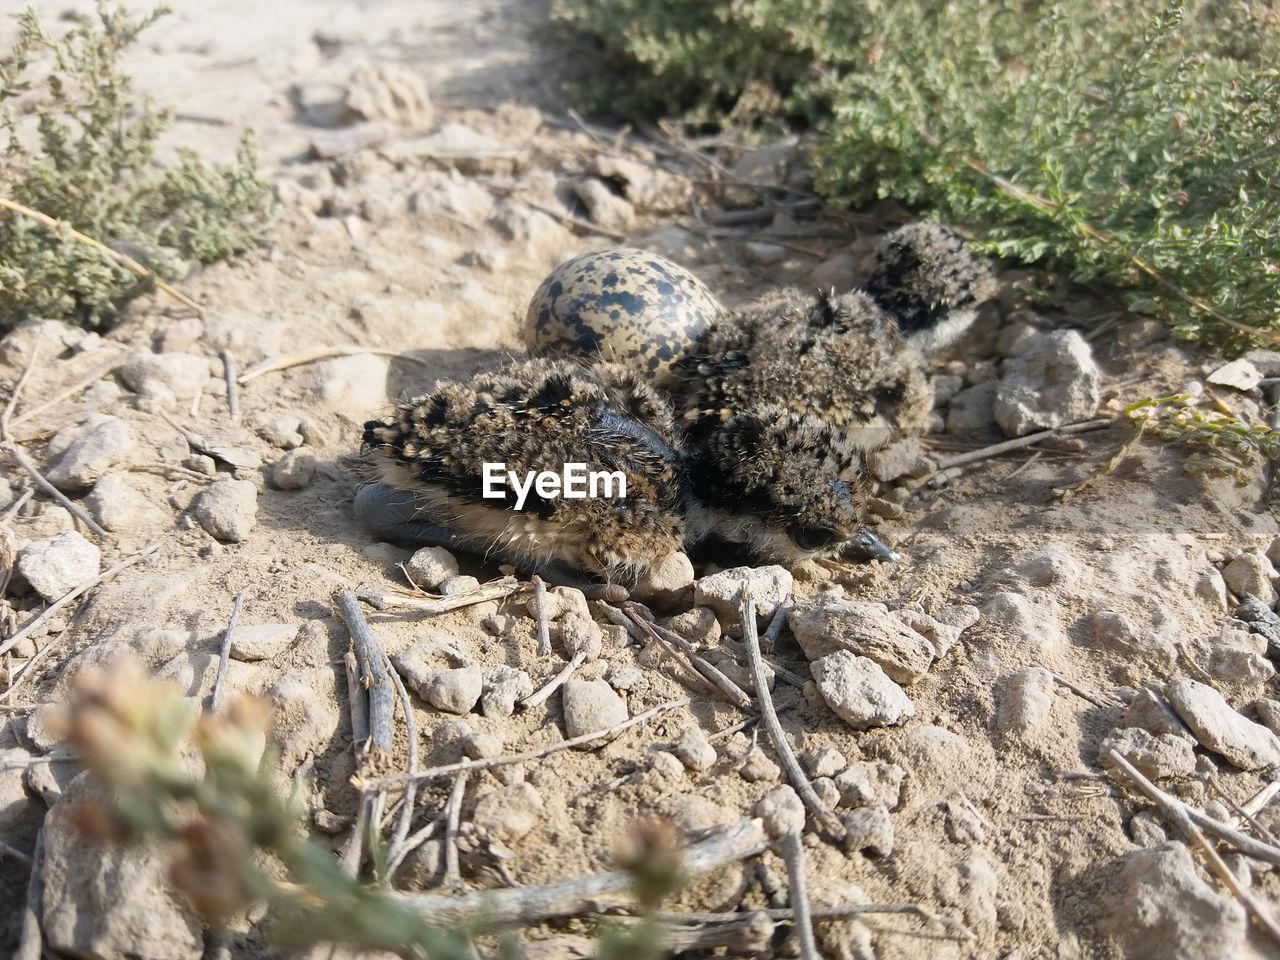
[2,2,1280,958]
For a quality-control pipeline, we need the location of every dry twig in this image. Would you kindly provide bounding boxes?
[356,577,521,615]
[220,350,240,419]
[624,605,751,708]
[1,442,106,538]
[443,771,469,890]
[933,419,1113,472]
[14,828,43,960]
[779,829,819,960]
[520,651,586,710]
[237,346,432,385]
[532,575,551,657]
[383,652,419,878]
[211,589,246,713]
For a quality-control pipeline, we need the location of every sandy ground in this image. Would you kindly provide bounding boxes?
[2,2,1280,958]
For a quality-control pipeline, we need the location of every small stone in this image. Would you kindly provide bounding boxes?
[463,731,503,760]
[85,473,168,532]
[812,777,841,809]
[673,727,716,771]
[944,800,987,844]
[1102,843,1246,960]
[630,551,694,606]
[811,651,915,730]
[738,746,781,782]
[834,761,906,810]
[1195,569,1229,610]
[1254,699,1280,735]
[1124,688,1193,739]
[1017,547,1082,587]
[1207,358,1262,392]
[744,241,786,265]
[439,575,480,596]
[1167,678,1280,769]
[694,565,793,630]
[472,782,544,843]
[558,612,603,661]
[482,614,517,637]
[841,806,894,857]
[993,330,1100,436]
[27,758,76,805]
[424,667,484,715]
[865,497,905,520]
[191,479,259,542]
[789,598,936,684]
[26,703,67,752]
[803,747,847,779]
[562,678,627,739]
[120,350,210,399]
[1222,550,1278,606]
[481,665,533,718]
[1206,646,1275,685]
[256,415,305,449]
[1129,810,1168,847]
[606,663,645,692]
[308,352,391,412]
[229,622,298,661]
[754,785,804,837]
[995,666,1055,746]
[946,381,998,433]
[573,178,635,231]
[1099,727,1197,780]
[45,416,133,490]
[663,606,721,645]
[649,750,685,781]
[273,447,318,490]
[430,718,474,762]
[406,546,460,590]
[18,531,101,602]
[268,673,340,766]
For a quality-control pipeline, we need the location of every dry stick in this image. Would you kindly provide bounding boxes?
[221,351,240,419]
[210,589,246,714]
[520,651,586,710]
[719,638,807,689]
[0,540,163,685]
[1242,781,1280,819]
[384,653,419,878]
[763,602,790,650]
[625,606,751,708]
[2,442,106,538]
[10,357,123,429]
[359,697,691,791]
[344,652,369,747]
[532,576,552,656]
[356,577,521,615]
[933,419,1114,472]
[237,346,432,385]
[778,829,819,960]
[0,197,202,314]
[14,828,43,960]
[1040,666,1123,710]
[1,329,42,442]
[0,835,33,865]
[443,771,469,890]
[397,816,768,926]
[1107,749,1280,945]
[1210,775,1280,848]
[623,614,723,702]
[522,198,627,243]
[741,584,845,841]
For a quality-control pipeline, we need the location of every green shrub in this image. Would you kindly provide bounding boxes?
[553,0,1280,347]
[0,3,274,333]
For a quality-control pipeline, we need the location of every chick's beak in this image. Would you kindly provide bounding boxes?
[841,526,901,564]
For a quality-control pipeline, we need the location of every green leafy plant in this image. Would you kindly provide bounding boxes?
[552,0,1280,348]
[1125,393,1280,483]
[0,2,273,332]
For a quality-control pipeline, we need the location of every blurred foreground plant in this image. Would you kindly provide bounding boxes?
[0,2,273,332]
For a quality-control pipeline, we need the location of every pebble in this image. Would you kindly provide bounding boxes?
[86,473,169,532]
[1128,810,1168,848]
[481,665,533,718]
[191,478,259,542]
[754,785,804,837]
[1222,549,1278,606]
[744,241,787,265]
[944,801,986,844]
[1206,645,1274,685]
[463,731,504,760]
[803,746,847,779]
[1166,677,1280,769]
[1099,727,1197,780]
[471,782,544,843]
[26,703,66,752]
[841,806,894,857]
[812,777,841,809]
[834,761,906,810]
[558,611,603,660]
[256,415,305,449]
[119,350,211,399]
[561,678,627,739]
[268,673,341,765]
[946,381,998,433]
[1254,699,1280,735]
[229,622,298,661]
[1207,358,1262,392]
[573,178,636,231]
[439,575,480,596]
[789,598,936,684]
[1124,687,1193,739]
[649,750,685,781]
[26,757,76,806]
[993,330,1100,436]
[673,727,717,772]
[811,651,915,730]
[273,447,318,490]
[693,565,793,630]
[18,531,101,602]
[482,614,517,637]
[866,437,933,483]
[606,663,645,692]
[407,546,460,590]
[663,606,721,645]
[1102,842,1246,960]
[45,416,133,490]
[738,746,781,782]
[630,551,694,607]
[424,667,484,715]
[995,666,1055,746]
[894,608,964,658]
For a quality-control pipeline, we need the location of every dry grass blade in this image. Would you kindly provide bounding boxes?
[356,577,521,615]
[933,419,1113,472]
[211,589,246,713]
[623,604,751,708]
[237,346,433,384]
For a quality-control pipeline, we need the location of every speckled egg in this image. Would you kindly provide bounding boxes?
[524,248,724,389]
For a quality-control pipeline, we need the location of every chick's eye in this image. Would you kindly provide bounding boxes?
[788,523,840,552]
[875,382,906,405]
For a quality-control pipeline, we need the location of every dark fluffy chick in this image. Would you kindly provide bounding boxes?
[359,358,684,591]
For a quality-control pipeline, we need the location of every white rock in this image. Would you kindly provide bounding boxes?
[744,241,786,265]
[630,551,694,606]
[693,565,792,630]
[867,436,933,482]
[754,785,805,837]
[1099,727,1197,780]
[439,575,480,596]
[789,598,936,684]
[811,651,915,730]
[1222,549,1277,606]
[119,350,210,399]
[309,352,390,412]
[561,678,627,739]
[663,606,721,645]
[85,473,169,532]
[573,178,636,232]
[256,415,305,449]
[1167,678,1280,769]
[673,727,716,771]
[981,591,1065,655]
[1102,843,1246,960]
[738,746,781,782]
[557,612,603,661]
[229,622,298,661]
[273,447,318,490]
[25,703,66,752]
[1207,358,1262,392]
[407,546,459,589]
[995,666,1055,746]
[841,805,894,857]
[803,746,846,779]
[18,531,101,602]
[834,761,906,810]
[472,782,544,843]
[1124,688,1193,739]
[191,479,259,542]
[45,416,133,490]
[993,330,1100,436]
[481,665,533,718]
[425,667,484,715]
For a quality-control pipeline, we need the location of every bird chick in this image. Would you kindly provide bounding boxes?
[358,358,684,594]
[682,403,872,563]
